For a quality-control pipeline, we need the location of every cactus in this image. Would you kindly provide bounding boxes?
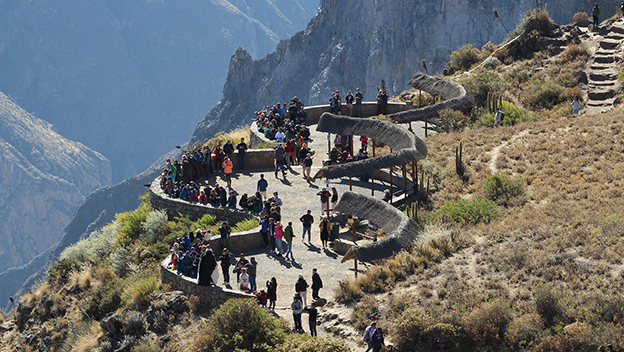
[406,202,419,223]
[487,92,503,113]
[417,169,430,202]
[455,142,465,178]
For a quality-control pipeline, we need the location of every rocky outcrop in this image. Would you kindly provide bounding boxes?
[191,0,621,144]
[0,92,111,277]
[0,0,318,181]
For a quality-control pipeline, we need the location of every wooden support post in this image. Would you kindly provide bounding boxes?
[412,160,416,190]
[371,171,375,196]
[419,90,422,108]
[389,148,393,203]
[349,176,352,191]
[403,164,407,195]
[327,133,331,155]
[425,118,428,138]
[351,220,357,278]
[409,121,412,132]
[350,135,354,156]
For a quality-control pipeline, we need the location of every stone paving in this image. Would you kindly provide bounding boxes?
[208,120,429,327]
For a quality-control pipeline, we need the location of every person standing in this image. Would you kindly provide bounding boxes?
[300,210,314,243]
[493,107,503,127]
[238,267,250,291]
[275,221,285,256]
[295,274,309,308]
[345,90,354,116]
[284,221,295,260]
[246,257,257,292]
[363,322,377,352]
[592,3,600,27]
[335,90,343,114]
[268,217,277,254]
[197,245,217,286]
[274,143,286,178]
[223,139,235,161]
[291,294,304,333]
[219,222,231,249]
[570,96,581,116]
[303,153,313,181]
[380,90,388,115]
[257,174,268,200]
[371,325,385,352]
[267,277,278,312]
[311,268,323,299]
[319,215,331,249]
[331,187,339,214]
[355,88,364,117]
[223,157,234,188]
[360,135,368,152]
[329,92,337,114]
[236,138,248,169]
[317,188,330,216]
[218,248,231,285]
[306,303,318,337]
[259,215,271,248]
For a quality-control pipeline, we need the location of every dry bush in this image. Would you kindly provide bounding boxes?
[437,109,471,133]
[69,268,93,292]
[573,11,590,23]
[187,294,200,312]
[505,313,544,350]
[463,300,514,347]
[334,278,364,303]
[560,44,588,62]
[202,126,250,150]
[450,44,481,71]
[350,295,380,330]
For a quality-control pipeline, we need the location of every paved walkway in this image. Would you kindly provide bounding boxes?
[210,120,429,329]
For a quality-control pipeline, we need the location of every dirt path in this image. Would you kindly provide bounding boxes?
[486,130,530,174]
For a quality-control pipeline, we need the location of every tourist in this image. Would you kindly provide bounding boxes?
[331,187,339,214]
[219,185,228,207]
[213,144,224,172]
[268,218,277,254]
[346,90,354,116]
[259,215,271,248]
[383,189,391,202]
[297,107,307,124]
[236,137,248,169]
[355,87,364,117]
[593,3,600,27]
[311,268,323,299]
[284,138,294,166]
[219,222,231,249]
[257,174,268,200]
[267,277,278,312]
[493,107,503,127]
[238,267,250,291]
[363,322,376,352]
[607,344,616,352]
[295,273,309,308]
[306,302,318,337]
[319,215,331,249]
[274,143,286,178]
[283,221,295,260]
[291,294,304,333]
[360,135,368,152]
[223,156,234,188]
[275,221,284,256]
[335,90,342,114]
[218,248,231,285]
[223,139,235,161]
[273,191,282,207]
[298,143,309,165]
[303,153,313,181]
[197,245,217,286]
[300,210,314,243]
[329,92,337,113]
[246,257,257,292]
[318,187,330,216]
[570,96,581,116]
[379,90,388,115]
[227,190,237,208]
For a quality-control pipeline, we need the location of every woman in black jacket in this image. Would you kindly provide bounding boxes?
[267,277,278,312]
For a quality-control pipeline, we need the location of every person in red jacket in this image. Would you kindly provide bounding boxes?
[223,157,234,188]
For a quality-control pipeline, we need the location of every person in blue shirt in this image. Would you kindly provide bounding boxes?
[257,174,268,200]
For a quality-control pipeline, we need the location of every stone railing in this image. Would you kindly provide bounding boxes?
[249,101,414,148]
[160,256,255,307]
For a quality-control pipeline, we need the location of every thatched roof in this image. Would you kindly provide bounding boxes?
[313,114,427,179]
[335,191,420,263]
[388,72,474,124]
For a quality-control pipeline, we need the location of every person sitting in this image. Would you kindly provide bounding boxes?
[238,267,250,291]
[382,189,391,202]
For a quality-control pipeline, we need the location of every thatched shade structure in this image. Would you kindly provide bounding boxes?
[388,72,474,123]
[313,114,427,180]
[335,191,420,263]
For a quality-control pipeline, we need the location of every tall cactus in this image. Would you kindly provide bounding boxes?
[418,169,430,202]
[487,92,503,113]
[406,201,419,223]
[455,142,465,178]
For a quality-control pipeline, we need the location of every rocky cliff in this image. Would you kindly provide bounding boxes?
[191,0,620,143]
[0,0,318,181]
[0,92,111,275]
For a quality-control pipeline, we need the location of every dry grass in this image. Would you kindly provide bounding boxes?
[69,268,93,292]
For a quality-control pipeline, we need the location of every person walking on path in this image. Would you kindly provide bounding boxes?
[223,157,234,188]
[295,274,309,308]
[570,96,581,116]
[257,174,268,200]
[275,221,285,256]
[363,322,378,352]
[306,302,318,337]
[311,268,323,299]
[284,222,295,260]
[218,248,232,285]
[302,153,313,181]
[246,257,258,292]
[371,325,385,352]
[267,277,278,312]
[592,4,600,27]
[331,187,339,215]
[317,187,330,216]
[319,215,331,249]
[493,107,503,127]
[236,138,248,169]
[274,143,287,178]
[219,222,231,249]
[300,210,314,243]
[259,215,271,248]
[291,294,304,333]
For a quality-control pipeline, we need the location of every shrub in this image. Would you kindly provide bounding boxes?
[534,285,564,327]
[459,70,505,109]
[334,278,364,303]
[449,44,481,71]
[121,275,160,307]
[60,223,119,265]
[84,283,122,320]
[392,307,435,351]
[573,11,590,23]
[231,218,259,232]
[276,334,351,352]
[351,296,380,330]
[110,246,133,276]
[482,172,526,206]
[560,44,588,62]
[437,199,499,225]
[196,214,217,228]
[437,109,471,133]
[510,9,554,39]
[122,312,146,337]
[142,210,168,244]
[520,77,565,110]
[506,313,544,350]
[464,300,514,347]
[193,298,288,352]
[115,201,150,247]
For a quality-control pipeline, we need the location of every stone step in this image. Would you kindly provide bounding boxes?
[589,64,612,70]
[588,81,617,88]
[587,89,616,100]
[587,97,617,107]
[610,25,624,34]
[599,40,620,49]
[606,34,624,40]
[589,72,618,81]
[594,50,617,56]
[594,56,616,63]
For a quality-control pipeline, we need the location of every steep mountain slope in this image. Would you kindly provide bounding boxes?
[0,0,318,181]
[0,92,111,274]
[191,0,621,144]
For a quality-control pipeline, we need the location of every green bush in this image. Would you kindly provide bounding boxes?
[437,199,499,225]
[534,285,564,327]
[520,77,565,110]
[459,70,505,109]
[276,334,351,352]
[60,223,120,265]
[437,109,471,133]
[392,307,435,351]
[142,210,168,244]
[231,218,259,232]
[121,275,160,307]
[509,9,554,39]
[194,298,288,352]
[506,313,544,350]
[449,44,481,71]
[116,201,150,247]
[482,172,526,206]
[110,246,133,276]
[84,282,122,320]
[196,214,217,228]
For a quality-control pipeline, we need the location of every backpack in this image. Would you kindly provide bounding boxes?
[304,157,313,167]
[500,112,505,121]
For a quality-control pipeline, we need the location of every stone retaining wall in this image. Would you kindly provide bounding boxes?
[161,257,255,307]
[249,101,414,148]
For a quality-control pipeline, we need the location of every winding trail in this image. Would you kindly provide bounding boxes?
[486,130,530,174]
